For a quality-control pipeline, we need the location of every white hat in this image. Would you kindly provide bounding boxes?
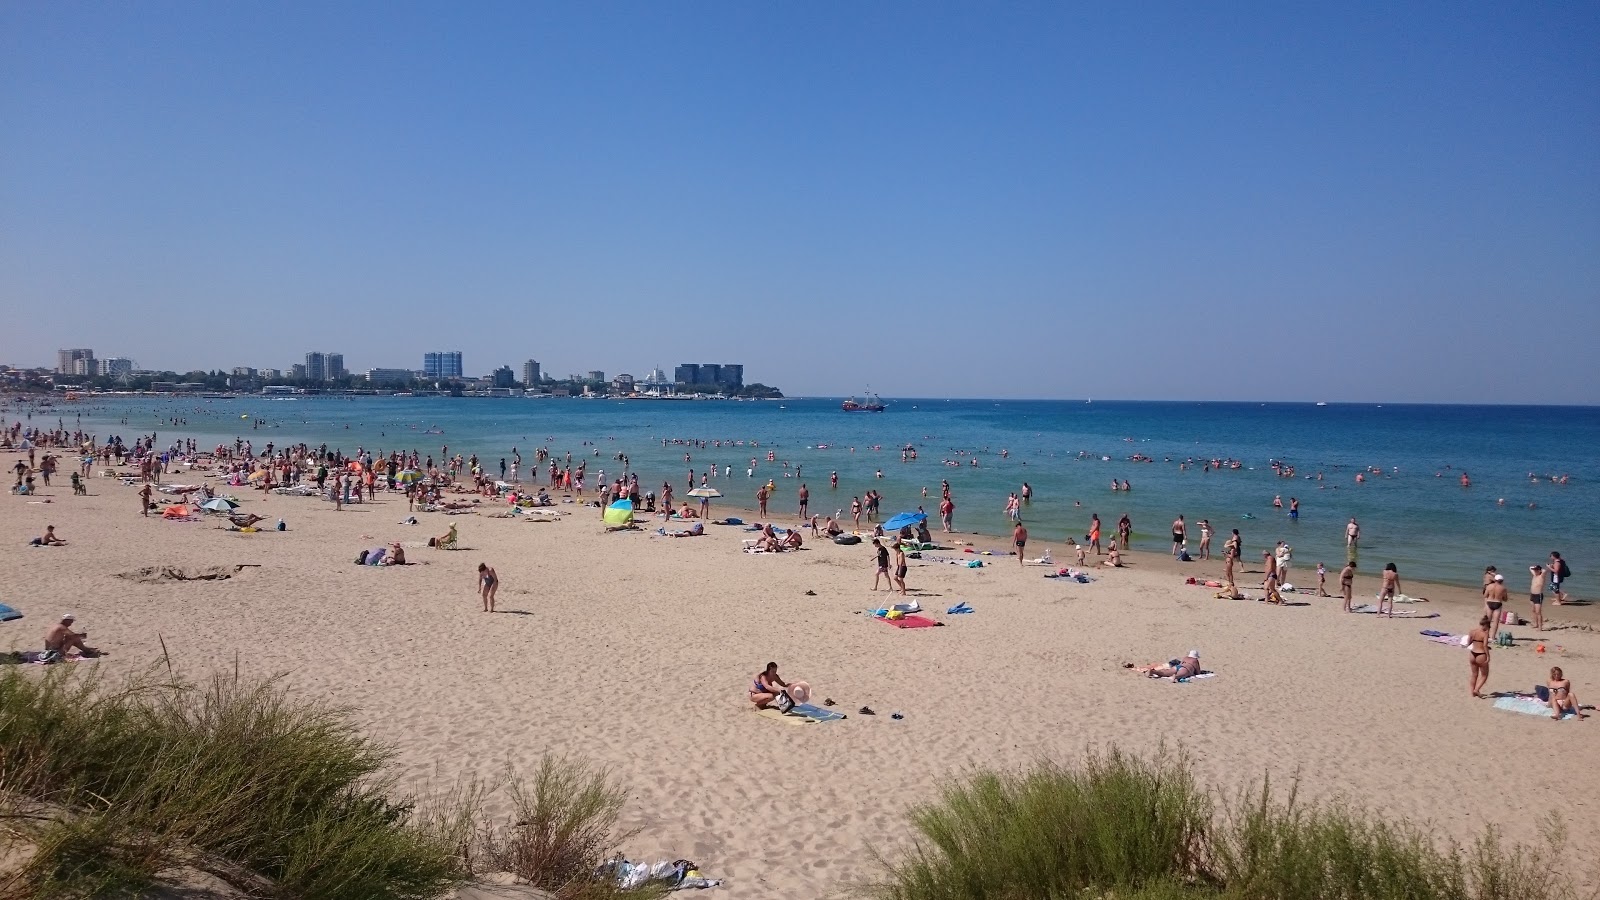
[61,612,75,621]
[1187,649,1200,658]
[1492,574,1504,582]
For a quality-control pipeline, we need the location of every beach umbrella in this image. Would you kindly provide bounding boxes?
[686,487,722,498]
[397,469,422,484]
[881,511,927,532]
[247,469,270,482]
[200,498,239,512]
[603,498,634,527]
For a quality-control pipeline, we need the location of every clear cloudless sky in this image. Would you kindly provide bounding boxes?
[2,2,1597,403]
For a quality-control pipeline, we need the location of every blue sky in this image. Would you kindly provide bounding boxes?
[2,3,1596,402]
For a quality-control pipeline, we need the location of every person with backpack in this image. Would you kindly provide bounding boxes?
[1548,552,1571,605]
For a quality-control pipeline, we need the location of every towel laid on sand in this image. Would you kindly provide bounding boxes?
[878,614,941,629]
[1493,695,1577,718]
[1351,604,1439,619]
[0,604,21,622]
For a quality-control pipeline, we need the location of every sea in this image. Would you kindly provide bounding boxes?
[19,396,1599,595]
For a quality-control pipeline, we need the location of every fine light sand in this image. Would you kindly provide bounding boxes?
[4,468,1599,898]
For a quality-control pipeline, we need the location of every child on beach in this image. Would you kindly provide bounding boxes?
[1317,562,1328,596]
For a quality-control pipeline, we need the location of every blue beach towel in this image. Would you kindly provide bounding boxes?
[0,604,21,622]
[1493,695,1572,718]
[790,703,847,722]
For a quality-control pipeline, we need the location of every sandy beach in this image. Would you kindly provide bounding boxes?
[4,462,1598,898]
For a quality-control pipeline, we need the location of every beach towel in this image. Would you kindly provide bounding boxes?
[791,703,847,722]
[1420,630,1464,647]
[1175,672,1217,683]
[755,707,815,726]
[1493,695,1574,718]
[0,604,21,622]
[879,614,940,629]
[1351,604,1438,619]
[947,602,973,614]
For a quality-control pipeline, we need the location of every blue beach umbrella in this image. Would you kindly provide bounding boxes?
[881,511,927,532]
[603,498,634,527]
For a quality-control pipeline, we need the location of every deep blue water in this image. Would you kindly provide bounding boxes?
[29,396,1599,593]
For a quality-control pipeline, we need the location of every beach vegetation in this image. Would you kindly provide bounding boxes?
[0,665,651,899]
[865,747,1585,900]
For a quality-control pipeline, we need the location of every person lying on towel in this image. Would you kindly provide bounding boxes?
[1138,650,1201,682]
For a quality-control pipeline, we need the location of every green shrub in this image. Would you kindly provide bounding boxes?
[866,751,1584,900]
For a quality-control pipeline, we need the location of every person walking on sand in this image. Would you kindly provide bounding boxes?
[872,538,891,591]
[851,496,863,529]
[1171,515,1186,558]
[1340,560,1357,612]
[1484,574,1509,639]
[1529,565,1547,631]
[1467,615,1491,698]
[1379,563,1401,618]
[477,563,499,612]
[138,482,152,517]
[1089,514,1102,554]
[1548,552,1570,605]
[1013,521,1028,567]
[892,542,908,595]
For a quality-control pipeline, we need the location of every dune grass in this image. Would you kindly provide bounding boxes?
[0,665,645,899]
[867,748,1586,900]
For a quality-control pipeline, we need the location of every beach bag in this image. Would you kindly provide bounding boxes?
[1558,560,1571,578]
[772,692,794,713]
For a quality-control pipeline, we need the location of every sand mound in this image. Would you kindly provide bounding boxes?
[115,565,253,584]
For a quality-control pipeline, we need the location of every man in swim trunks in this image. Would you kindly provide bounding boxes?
[892,542,908,593]
[1346,518,1359,556]
[1548,552,1568,605]
[1171,515,1186,558]
[44,614,103,660]
[1529,565,1546,631]
[1484,573,1508,639]
[1138,650,1201,682]
[1013,522,1027,567]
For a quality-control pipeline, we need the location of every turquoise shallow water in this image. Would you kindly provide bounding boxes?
[29,396,1600,594]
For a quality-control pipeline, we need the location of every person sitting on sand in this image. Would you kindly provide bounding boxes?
[1102,540,1122,567]
[1138,650,1201,682]
[431,524,457,548]
[823,516,844,538]
[749,662,810,711]
[758,523,781,552]
[32,525,66,546]
[780,529,802,550]
[44,613,103,660]
[678,503,699,519]
[1262,552,1284,604]
[1547,667,1586,720]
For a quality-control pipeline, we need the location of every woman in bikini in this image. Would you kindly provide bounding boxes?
[1467,615,1491,698]
[477,563,499,613]
[1546,667,1585,720]
[1138,650,1201,682]
[748,662,809,710]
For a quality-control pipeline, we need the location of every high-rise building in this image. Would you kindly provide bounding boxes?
[290,363,307,380]
[365,368,415,384]
[70,357,97,377]
[522,360,541,386]
[231,366,257,378]
[57,349,94,374]
[100,358,134,378]
[259,368,282,380]
[719,364,744,389]
[327,353,345,380]
[491,366,516,388]
[674,362,744,389]
[698,364,722,386]
[424,351,464,379]
[587,370,605,383]
[673,364,700,386]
